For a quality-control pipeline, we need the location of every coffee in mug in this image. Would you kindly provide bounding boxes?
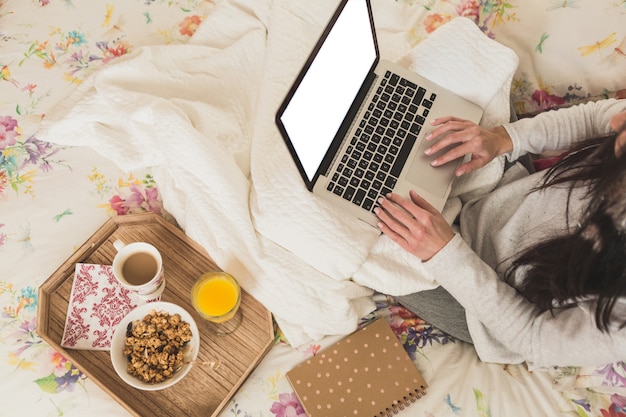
[121,252,159,285]
[112,240,165,299]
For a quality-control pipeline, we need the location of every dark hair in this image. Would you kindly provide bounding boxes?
[504,133,626,332]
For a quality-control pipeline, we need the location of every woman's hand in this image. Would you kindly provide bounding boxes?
[424,116,513,176]
[374,191,454,261]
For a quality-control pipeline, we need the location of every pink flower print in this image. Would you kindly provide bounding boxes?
[531,89,565,111]
[424,14,452,34]
[102,41,130,64]
[600,407,626,417]
[613,393,626,410]
[1,115,18,131]
[302,344,321,356]
[456,0,480,24]
[108,194,129,215]
[0,115,18,150]
[270,392,307,417]
[145,187,160,211]
[127,184,162,214]
[595,362,626,387]
[48,350,70,376]
[22,84,37,94]
[179,15,203,37]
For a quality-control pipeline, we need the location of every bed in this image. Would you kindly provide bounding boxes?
[1,0,625,416]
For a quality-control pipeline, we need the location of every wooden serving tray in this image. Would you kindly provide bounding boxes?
[37,213,274,417]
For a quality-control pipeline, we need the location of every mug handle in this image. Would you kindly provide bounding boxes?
[113,239,126,252]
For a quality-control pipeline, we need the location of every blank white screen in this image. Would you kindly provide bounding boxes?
[280,0,377,182]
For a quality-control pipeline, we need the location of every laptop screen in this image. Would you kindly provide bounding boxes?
[278,0,377,184]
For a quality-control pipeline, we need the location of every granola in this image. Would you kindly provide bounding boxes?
[123,310,193,384]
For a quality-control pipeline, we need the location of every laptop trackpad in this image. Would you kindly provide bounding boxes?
[405,138,458,198]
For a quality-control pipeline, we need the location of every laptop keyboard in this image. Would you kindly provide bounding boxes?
[326,70,437,213]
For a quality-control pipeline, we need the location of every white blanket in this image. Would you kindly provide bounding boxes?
[39,0,518,346]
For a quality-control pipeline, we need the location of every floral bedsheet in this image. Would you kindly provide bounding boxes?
[1,0,625,416]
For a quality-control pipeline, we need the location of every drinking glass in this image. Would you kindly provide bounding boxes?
[191,271,242,335]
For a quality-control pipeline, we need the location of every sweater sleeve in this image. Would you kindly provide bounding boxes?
[503,99,626,161]
[422,234,626,367]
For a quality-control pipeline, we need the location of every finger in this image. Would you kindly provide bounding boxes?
[378,194,419,227]
[376,217,411,252]
[408,190,440,216]
[454,155,488,176]
[425,122,475,155]
[374,198,422,252]
[429,116,466,128]
[430,141,472,167]
[374,204,411,246]
[374,200,402,228]
[425,119,469,143]
[383,192,431,223]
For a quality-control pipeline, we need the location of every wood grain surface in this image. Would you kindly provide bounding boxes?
[37,213,274,417]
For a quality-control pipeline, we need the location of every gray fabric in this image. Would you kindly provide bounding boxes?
[414,99,626,366]
[397,286,473,344]
[397,154,532,347]
[394,104,525,348]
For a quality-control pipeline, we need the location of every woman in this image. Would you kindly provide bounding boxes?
[374,98,626,367]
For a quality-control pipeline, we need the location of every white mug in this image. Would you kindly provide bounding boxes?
[112,240,165,299]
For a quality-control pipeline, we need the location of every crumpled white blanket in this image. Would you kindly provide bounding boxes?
[38,0,518,346]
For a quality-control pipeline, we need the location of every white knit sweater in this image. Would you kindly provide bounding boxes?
[421,98,626,367]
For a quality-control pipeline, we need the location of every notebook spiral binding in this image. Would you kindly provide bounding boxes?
[376,386,428,417]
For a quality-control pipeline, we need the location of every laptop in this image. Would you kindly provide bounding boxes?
[275,0,483,227]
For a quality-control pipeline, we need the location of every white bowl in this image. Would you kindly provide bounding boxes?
[110,302,199,391]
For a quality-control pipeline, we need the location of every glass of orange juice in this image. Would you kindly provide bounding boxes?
[191,271,242,334]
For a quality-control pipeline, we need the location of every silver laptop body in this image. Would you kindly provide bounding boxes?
[276,0,483,227]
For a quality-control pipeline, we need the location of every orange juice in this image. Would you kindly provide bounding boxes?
[191,272,240,323]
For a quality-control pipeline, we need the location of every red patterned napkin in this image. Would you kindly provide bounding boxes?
[61,263,159,350]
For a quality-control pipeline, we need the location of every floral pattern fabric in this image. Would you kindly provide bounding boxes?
[468,0,626,116]
[394,0,626,116]
[1,0,625,417]
[223,295,626,417]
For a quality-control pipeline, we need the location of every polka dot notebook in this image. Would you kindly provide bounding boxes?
[286,318,427,417]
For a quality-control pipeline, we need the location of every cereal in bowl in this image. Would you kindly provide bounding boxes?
[123,310,193,384]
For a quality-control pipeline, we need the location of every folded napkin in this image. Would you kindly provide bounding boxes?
[61,263,161,350]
